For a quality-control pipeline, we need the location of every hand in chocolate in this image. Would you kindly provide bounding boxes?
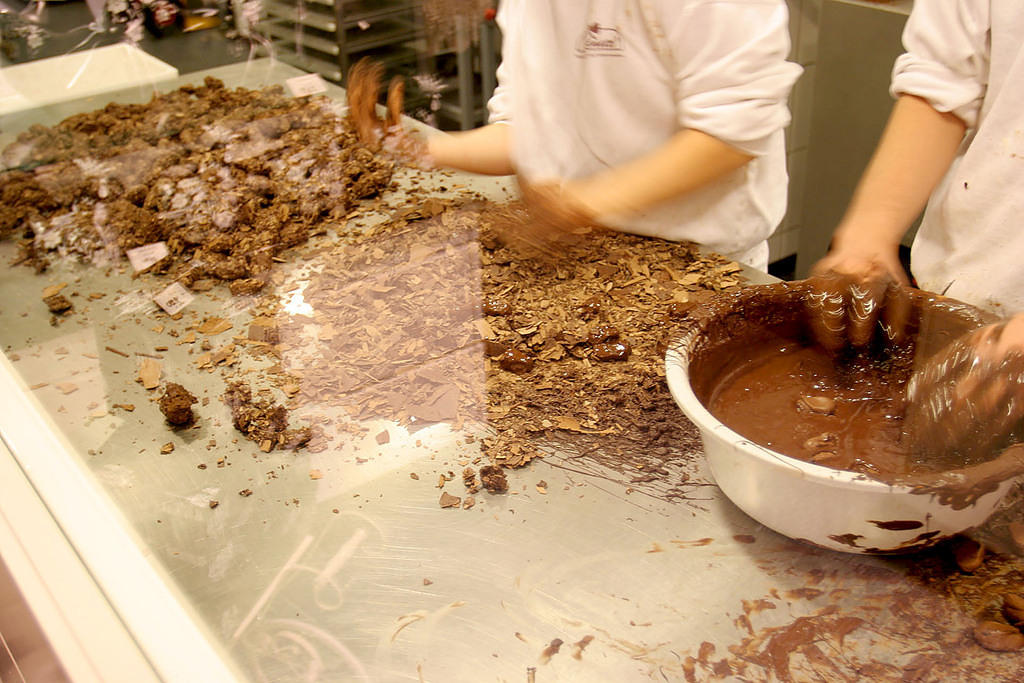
[346,58,429,167]
[506,178,604,257]
[804,267,912,353]
[905,315,1024,463]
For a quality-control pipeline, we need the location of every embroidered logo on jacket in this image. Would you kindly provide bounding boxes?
[574,23,624,57]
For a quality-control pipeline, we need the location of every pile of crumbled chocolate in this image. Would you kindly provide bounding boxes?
[0,77,747,496]
[0,77,393,288]
[223,381,312,453]
[158,382,198,426]
[259,198,745,493]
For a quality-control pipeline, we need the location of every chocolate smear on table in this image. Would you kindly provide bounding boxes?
[671,536,1024,681]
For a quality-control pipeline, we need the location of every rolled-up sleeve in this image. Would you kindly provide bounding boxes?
[890,1,990,128]
[667,1,801,157]
[486,61,513,124]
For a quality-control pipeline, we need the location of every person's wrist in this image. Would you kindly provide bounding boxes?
[832,214,906,253]
[559,179,609,227]
[424,135,446,166]
[566,177,628,222]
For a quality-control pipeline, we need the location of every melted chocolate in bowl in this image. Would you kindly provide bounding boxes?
[708,341,915,475]
[687,283,996,479]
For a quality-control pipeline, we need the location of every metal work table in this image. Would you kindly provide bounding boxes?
[1,59,1022,682]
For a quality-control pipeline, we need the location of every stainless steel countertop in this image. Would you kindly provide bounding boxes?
[2,59,1022,683]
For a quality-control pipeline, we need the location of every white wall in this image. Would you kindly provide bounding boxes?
[771,0,821,263]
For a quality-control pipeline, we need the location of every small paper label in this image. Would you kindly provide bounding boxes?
[126,242,169,271]
[357,20,371,30]
[154,282,194,315]
[286,73,328,98]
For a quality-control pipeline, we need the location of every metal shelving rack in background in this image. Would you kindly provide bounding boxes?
[253,0,499,131]
[433,9,499,131]
[255,0,424,84]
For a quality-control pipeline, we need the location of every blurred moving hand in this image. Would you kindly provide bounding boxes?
[805,96,968,354]
[346,59,430,167]
[516,179,601,252]
[487,178,606,259]
[805,244,912,352]
[904,315,1024,463]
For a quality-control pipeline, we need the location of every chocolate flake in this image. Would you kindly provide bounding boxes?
[137,357,162,390]
[439,491,461,508]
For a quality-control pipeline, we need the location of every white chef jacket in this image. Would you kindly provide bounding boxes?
[487,0,800,270]
[893,1,1024,315]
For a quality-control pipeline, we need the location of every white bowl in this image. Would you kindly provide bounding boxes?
[665,282,1019,554]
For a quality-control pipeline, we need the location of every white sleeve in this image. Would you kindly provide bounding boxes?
[890,1,990,128]
[663,0,801,157]
[486,1,514,124]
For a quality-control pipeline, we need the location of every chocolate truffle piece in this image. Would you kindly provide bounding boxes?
[159,383,198,426]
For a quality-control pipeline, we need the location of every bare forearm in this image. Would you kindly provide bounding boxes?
[425,123,515,176]
[833,95,967,251]
[572,129,754,218]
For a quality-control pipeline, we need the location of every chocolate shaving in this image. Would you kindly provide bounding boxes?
[439,491,461,509]
[251,202,744,498]
[138,357,162,390]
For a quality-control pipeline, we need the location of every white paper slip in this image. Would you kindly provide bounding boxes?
[154,282,194,315]
[287,73,328,98]
[126,242,169,271]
